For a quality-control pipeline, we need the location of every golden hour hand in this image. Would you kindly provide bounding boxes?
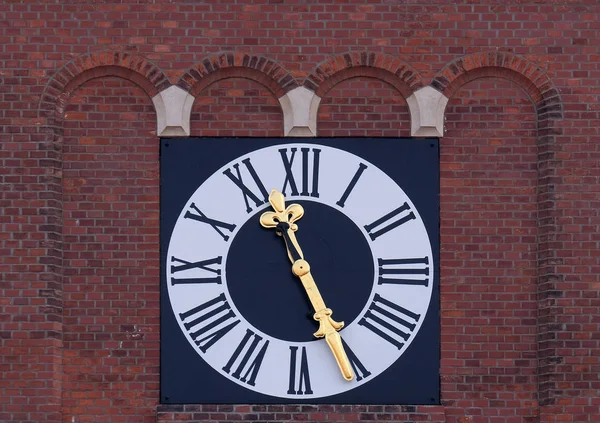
[260,189,354,381]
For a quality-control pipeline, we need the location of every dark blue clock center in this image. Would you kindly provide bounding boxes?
[226,200,374,343]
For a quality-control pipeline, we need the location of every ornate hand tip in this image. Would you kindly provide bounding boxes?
[259,211,279,229]
[269,189,286,213]
[261,190,304,230]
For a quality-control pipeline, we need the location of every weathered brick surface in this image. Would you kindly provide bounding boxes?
[1,1,599,423]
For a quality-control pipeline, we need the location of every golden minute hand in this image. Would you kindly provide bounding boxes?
[260,189,354,381]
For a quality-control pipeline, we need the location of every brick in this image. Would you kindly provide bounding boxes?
[3,2,599,423]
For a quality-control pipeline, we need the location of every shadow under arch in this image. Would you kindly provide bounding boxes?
[432,51,563,120]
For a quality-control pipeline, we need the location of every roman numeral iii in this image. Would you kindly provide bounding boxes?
[378,257,430,286]
[279,147,321,198]
[358,293,421,350]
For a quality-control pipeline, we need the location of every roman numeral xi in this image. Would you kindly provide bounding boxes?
[223,158,269,213]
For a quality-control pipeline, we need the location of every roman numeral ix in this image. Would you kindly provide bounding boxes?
[170,256,222,285]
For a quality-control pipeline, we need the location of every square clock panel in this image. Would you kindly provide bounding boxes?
[160,138,439,404]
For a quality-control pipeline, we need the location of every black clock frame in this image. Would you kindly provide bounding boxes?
[160,137,440,405]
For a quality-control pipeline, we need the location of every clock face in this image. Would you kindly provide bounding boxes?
[161,138,439,404]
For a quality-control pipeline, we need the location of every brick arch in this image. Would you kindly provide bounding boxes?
[177,52,299,98]
[304,52,424,99]
[39,51,170,127]
[431,51,563,118]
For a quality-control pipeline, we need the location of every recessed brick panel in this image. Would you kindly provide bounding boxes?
[441,78,538,422]
[190,78,284,137]
[62,77,159,423]
[317,77,410,137]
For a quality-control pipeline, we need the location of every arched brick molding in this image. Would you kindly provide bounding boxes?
[178,53,297,136]
[40,51,170,129]
[433,51,565,420]
[177,52,299,98]
[302,53,423,136]
[305,52,423,100]
[432,51,563,119]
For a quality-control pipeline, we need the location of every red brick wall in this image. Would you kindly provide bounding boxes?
[1,2,599,423]
[441,78,538,422]
[62,77,159,422]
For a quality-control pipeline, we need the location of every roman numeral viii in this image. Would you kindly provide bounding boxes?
[223,158,269,213]
[170,256,222,285]
[279,147,321,198]
[287,346,312,395]
[358,293,421,350]
[378,257,430,287]
[178,293,240,353]
[222,329,270,387]
[364,202,415,241]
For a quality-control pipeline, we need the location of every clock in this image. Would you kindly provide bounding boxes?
[160,138,439,404]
